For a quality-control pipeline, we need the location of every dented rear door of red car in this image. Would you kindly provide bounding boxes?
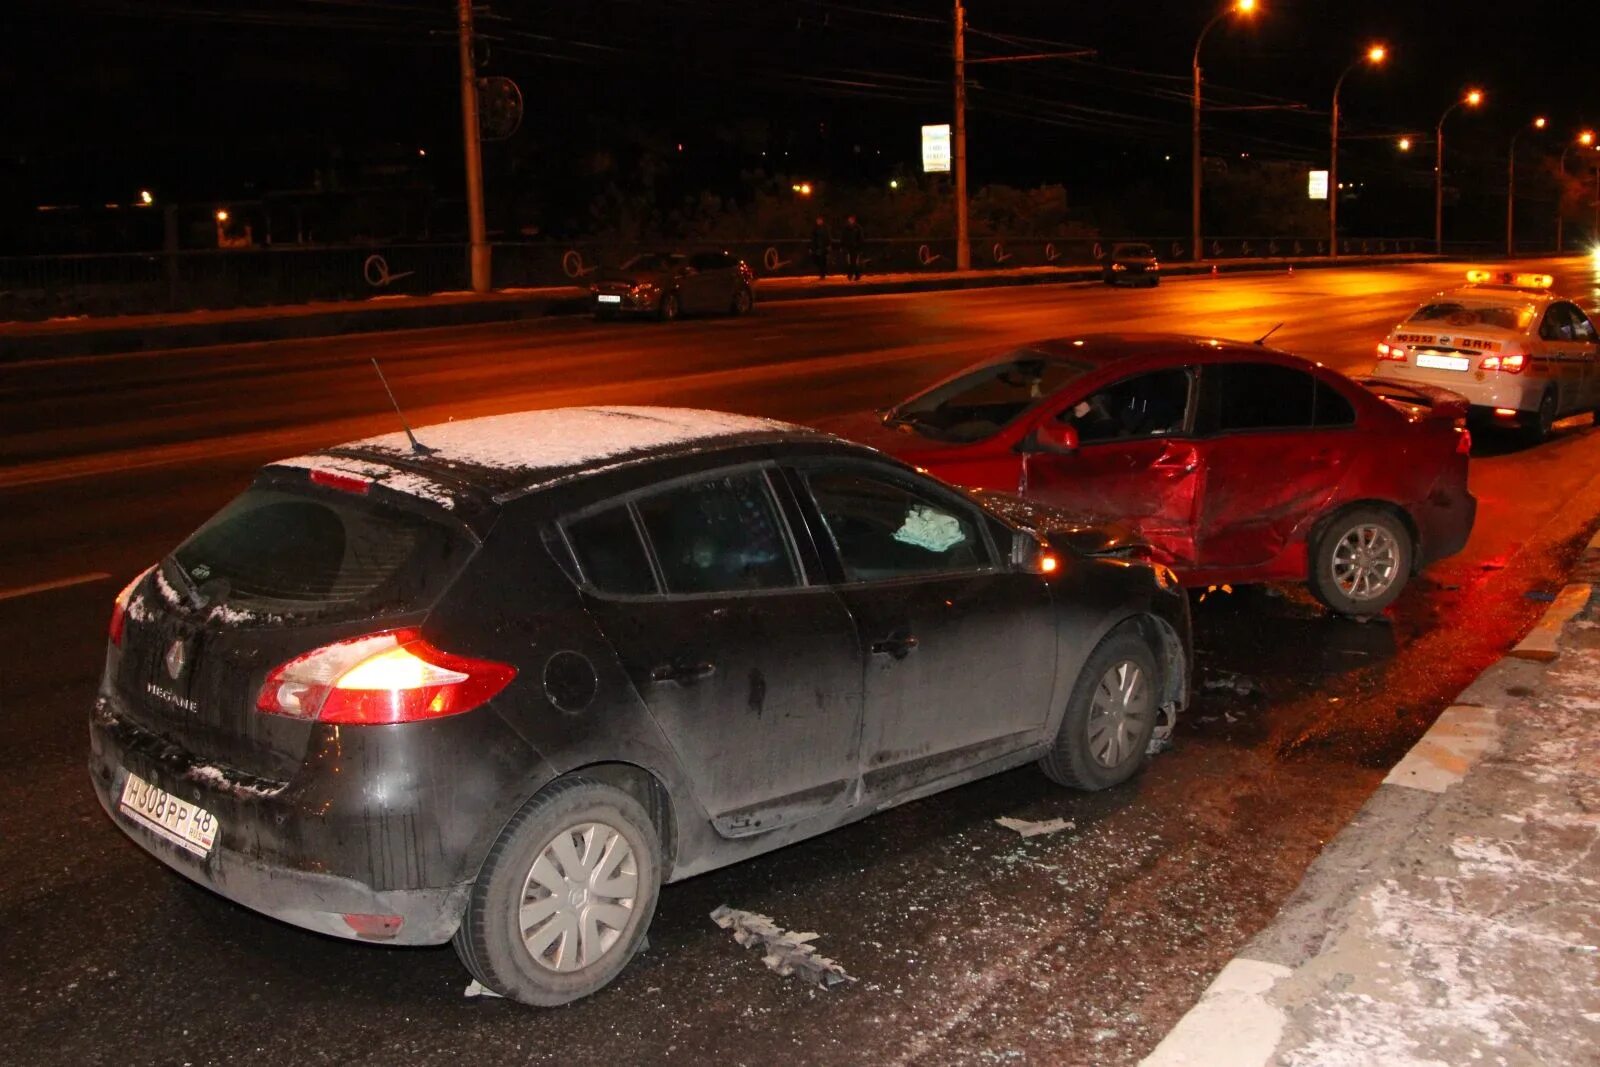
[1191,362,1358,571]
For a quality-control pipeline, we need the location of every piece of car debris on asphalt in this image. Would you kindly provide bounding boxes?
[994,816,1077,838]
[710,905,856,989]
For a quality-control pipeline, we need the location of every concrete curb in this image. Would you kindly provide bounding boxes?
[1141,526,1600,1066]
[0,253,1441,362]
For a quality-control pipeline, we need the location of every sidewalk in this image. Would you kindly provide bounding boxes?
[0,252,1439,362]
[1144,531,1600,1066]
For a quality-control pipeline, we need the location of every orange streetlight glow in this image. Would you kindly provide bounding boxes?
[1582,131,1596,147]
[1366,44,1387,64]
[1398,137,1412,151]
[214,209,229,222]
[1465,88,1484,107]
[1534,117,1547,130]
[138,190,154,206]
[1235,0,1257,13]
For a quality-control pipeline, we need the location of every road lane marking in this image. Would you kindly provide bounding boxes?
[0,572,112,601]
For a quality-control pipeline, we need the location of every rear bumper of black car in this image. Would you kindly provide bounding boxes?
[88,692,552,946]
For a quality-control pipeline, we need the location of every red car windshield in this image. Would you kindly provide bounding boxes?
[887,351,1093,443]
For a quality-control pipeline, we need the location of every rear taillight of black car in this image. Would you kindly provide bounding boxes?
[256,629,516,725]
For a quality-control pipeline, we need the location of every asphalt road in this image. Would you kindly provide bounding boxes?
[5,256,1600,1066]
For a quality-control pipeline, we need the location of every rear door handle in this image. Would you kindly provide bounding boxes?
[870,632,920,659]
[1151,450,1198,473]
[649,661,716,685]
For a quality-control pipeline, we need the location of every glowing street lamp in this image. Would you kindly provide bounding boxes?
[1329,42,1388,257]
[214,209,230,223]
[1191,0,1259,262]
[138,190,154,206]
[1397,137,1412,152]
[1435,87,1484,254]
[791,181,814,197]
[1507,117,1547,255]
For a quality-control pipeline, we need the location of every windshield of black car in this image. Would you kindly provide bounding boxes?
[168,486,474,621]
[1114,244,1154,259]
[890,352,1093,442]
[1404,301,1533,332]
[622,254,682,272]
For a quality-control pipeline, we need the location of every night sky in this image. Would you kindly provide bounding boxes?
[6,1,1598,234]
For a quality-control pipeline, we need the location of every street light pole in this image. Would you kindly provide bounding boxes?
[456,0,491,293]
[1192,0,1257,264]
[1507,117,1546,257]
[953,0,970,271]
[1557,133,1595,253]
[1434,88,1483,256]
[1330,45,1386,260]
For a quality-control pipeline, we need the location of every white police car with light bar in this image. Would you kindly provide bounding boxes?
[1372,271,1600,442]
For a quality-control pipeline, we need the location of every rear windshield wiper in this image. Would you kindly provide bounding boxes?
[161,555,209,610]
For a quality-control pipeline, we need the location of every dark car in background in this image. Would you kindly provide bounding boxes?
[90,405,1190,1008]
[822,335,1477,616]
[1102,242,1160,287]
[591,251,755,320]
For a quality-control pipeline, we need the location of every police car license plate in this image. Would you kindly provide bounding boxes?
[1415,353,1470,372]
[119,771,218,857]
[596,294,622,304]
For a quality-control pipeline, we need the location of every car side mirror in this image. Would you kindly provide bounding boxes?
[1029,421,1079,453]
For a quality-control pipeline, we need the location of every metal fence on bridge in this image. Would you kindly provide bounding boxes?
[0,235,1479,321]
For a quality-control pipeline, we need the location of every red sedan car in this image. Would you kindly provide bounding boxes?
[823,335,1476,615]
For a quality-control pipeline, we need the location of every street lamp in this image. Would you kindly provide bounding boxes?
[1435,87,1484,254]
[1506,117,1546,256]
[1192,0,1258,262]
[1329,43,1387,258]
[1557,131,1596,252]
[1397,137,1412,152]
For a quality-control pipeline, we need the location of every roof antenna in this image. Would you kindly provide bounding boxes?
[1253,322,1285,346]
[370,358,435,454]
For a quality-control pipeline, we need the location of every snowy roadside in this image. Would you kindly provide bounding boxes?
[1143,529,1600,1066]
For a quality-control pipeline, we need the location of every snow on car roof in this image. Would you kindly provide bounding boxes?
[272,406,805,505]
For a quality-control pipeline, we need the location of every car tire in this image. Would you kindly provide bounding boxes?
[452,777,662,1007]
[657,293,680,322]
[1307,506,1413,617]
[730,286,754,316]
[1039,625,1161,791]
[1523,389,1557,444]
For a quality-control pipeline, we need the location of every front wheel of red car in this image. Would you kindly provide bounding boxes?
[1040,625,1160,791]
[452,777,662,1007]
[1308,507,1412,617]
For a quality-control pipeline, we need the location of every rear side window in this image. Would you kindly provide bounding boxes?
[170,487,471,619]
[1313,379,1357,427]
[634,472,796,594]
[803,469,989,582]
[566,505,657,595]
[1198,363,1315,433]
[689,252,730,271]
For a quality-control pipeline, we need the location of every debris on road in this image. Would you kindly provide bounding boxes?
[710,906,855,989]
[462,980,504,1000]
[1201,671,1258,696]
[995,816,1076,838]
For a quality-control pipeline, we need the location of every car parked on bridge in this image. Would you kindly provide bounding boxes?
[590,251,755,321]
[1101,242,1160,287]
[821,335,1477,616]
[90,405,1190,1007]
[1372,270,1600,442]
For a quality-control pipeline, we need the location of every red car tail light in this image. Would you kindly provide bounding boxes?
[1376,342,1407,361]
[1479,352,1526,373]
[109,567,152,647]
[1455,426,1473,455]
[257,629,516,725]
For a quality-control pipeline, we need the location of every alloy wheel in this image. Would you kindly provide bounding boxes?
[1330,523,1400,602]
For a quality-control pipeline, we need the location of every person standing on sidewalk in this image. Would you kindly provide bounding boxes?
[810,216,831,280]
[841,214,865,281]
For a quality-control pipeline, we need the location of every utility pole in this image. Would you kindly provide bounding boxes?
[456,0,491,293]
[952,0,970,271]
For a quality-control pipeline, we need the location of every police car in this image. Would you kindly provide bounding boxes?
[1372,271,1600,442]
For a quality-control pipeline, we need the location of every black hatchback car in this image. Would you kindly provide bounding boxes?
[90,406,1190,1007]
[591,251,755,320]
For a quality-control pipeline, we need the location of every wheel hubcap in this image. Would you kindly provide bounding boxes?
[1330,524,1399,601]
[519,821,638,973]
[1088,660,1152,768]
